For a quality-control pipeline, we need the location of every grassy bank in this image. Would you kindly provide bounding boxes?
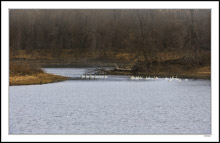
[10,49,210,81]
[103,65,211,79]
[10,73,69,86]
[9,61,69,86]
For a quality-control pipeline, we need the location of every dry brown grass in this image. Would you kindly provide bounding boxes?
[10,73,69,86]
[9,60,69,85]
[10,61,43,76]
[105,64,211,79]
[142,65,211,79]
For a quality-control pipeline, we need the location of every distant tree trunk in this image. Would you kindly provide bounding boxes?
[136,10,154,72]
[183,10,201,68]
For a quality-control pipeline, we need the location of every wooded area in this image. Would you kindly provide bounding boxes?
[10,9,211,73]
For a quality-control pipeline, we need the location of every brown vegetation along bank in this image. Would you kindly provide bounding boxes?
[9,61,69,86]
[10,73,69,86]
[101,65,211,79]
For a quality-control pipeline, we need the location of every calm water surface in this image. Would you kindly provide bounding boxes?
[9,68,211,134]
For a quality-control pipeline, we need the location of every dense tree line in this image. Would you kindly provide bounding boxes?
[10,9,211,68]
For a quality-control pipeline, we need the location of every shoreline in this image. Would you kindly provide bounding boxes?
[9,65,210,86]
[9,73,69,86]
[96,66,211,80]
[104,71,211,79]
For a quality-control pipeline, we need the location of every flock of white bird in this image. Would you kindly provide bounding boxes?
[130,76,188,82]
[81,74,108,79]
[164,76,188,82]
[81,74,188,82]
[130,76,157,80]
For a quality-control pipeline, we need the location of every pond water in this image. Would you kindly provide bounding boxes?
[9,68,211,134]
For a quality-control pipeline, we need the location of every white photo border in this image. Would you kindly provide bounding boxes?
[1,1,219,142]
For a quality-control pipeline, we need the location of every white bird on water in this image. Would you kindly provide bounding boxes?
[91,75,95,79]
[135,76,139,80]
[130,76,135,80]
[149,77,153,80]
[168,77,173,82]
[86,75,90,79]
[81,75,85,79]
